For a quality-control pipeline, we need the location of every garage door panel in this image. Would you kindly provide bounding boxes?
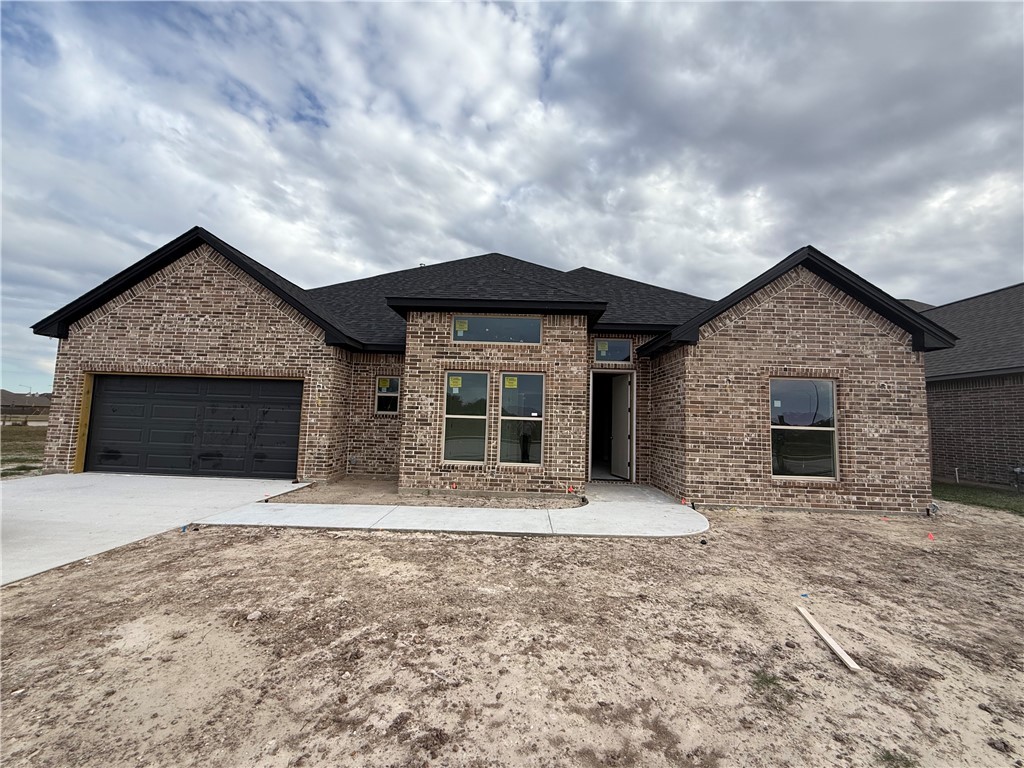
[85,376,302,479]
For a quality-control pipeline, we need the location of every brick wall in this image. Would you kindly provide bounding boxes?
[927,373,1024,485]
[44,245,351,480]
[648,344,688,498]
[398,312,590,494]
[659,266,932,513]
[345,352,405,475]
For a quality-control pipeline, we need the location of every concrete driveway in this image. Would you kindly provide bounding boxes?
[1,473,301,584]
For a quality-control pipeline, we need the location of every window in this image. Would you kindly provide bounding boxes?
[452,316,541,344]
[444,373,488,462]
[770,379,836,479]
[375,376,400,414]
[500,374,543,464]
[595,338,631,363]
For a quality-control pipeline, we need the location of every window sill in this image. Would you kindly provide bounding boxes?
[771,475,839,484]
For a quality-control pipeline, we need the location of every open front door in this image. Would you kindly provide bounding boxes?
[610,374,632,480]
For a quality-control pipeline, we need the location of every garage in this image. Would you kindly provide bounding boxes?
[84,375,303,479]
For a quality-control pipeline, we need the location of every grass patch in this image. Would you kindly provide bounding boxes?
[876,748,918,767]
[751,668,794,710]
[1,425,46,477]
[933,481,1024,515]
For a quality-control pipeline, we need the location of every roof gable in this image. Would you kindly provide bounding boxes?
[32,227,363,348]
[638,245,958,357]
[921,283,1024,380]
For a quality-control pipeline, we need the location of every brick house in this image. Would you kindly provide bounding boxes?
[919,284,1024,486]
[33,227,956,512]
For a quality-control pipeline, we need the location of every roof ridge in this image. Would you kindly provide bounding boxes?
[567,265,711,302]
[921,281,1024,313]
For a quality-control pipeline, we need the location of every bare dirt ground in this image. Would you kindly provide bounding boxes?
[277,474,584,509]
[2,501,1022,768]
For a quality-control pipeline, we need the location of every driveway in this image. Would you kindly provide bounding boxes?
[1,473,300,584]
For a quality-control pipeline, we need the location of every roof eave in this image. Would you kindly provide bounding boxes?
[926,366,1024,383]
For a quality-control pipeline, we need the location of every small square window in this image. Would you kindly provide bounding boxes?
[595,339,631,363]
[375,376,400,414]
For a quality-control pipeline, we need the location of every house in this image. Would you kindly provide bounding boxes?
[32,227,956,512]
[920,284,1024,486]
[1,390,51,422]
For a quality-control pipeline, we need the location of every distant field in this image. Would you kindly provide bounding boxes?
[1,425,46,478]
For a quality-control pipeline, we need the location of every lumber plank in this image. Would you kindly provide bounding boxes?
[796,605,862,671]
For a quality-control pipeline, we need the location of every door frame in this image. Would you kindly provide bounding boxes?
[588,369,636,482]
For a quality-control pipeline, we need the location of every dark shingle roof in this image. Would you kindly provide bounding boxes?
[565,267,714,329]
[899,299,935,312]
[921,283,1024,380]
[309,253,710,348]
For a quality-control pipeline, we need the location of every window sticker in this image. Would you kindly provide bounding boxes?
[378,377,391,391]
[505,376,518,389]
[449,376,462,388]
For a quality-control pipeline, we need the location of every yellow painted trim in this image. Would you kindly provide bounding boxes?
[74,373,94,473]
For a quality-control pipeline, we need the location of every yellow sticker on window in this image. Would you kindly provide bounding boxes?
[378,377,390,390]
[454,319,469,331]
[449,376,462,389]
[505,376,518,389]
[597,341,609,351]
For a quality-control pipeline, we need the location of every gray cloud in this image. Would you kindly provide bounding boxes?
[2,1,1021,393]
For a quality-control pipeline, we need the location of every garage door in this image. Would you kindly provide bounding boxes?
[85,375,303,479]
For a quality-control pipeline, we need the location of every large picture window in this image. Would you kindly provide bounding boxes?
[443,373,488,462]
[452,316,541,344]
[500,374,543,464]
[770,379,837,479]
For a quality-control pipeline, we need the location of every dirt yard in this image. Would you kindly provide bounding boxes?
[276,474,584,509]
[2,502,1022,768]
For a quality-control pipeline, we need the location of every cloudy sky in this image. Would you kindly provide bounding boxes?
[2,2,1021,393]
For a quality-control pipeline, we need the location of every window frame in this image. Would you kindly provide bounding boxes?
[374,375,401,415]
[498,372,544,466]
[769,378,838,481]
[442,371,489,464]
[451,315,543,345]
[594,338,633,364]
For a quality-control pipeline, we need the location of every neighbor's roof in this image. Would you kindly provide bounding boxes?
[921,283,1024,381]
[637,245,958,356]
[0,390,51,408]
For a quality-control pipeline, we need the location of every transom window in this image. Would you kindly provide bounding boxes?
[595,338,631,363]
[770,379,837,479]
[500,374,544,464]
[443,373,488,463]
[452,316,541,344]
[375,376,400,414]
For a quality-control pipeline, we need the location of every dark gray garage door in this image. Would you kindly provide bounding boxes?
[85,375,303,479]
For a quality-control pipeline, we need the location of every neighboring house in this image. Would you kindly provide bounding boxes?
[920,284,1024,486]
[33,227,956,512]
[1,390,52,420]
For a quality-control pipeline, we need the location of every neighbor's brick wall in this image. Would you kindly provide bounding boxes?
[44,245,351,480]
[399,312,590,493]
[666,266,932,513]
[927,373,1024,485]
[345,352,405,475]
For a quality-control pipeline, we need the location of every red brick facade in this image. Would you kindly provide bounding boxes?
[927,374,1024,485]
[44,245,353,480]
[647,266,933,513]
[44,250,936,512]
[398,312,590,494]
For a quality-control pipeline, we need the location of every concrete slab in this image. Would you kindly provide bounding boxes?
[200,503,395,529]
[1,473,303,584]
[549,505,708,537]
[371,506,553,535]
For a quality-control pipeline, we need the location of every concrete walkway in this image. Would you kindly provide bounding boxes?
[197,482,709,538]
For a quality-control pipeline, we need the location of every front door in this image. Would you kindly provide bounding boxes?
[610,374,632,480]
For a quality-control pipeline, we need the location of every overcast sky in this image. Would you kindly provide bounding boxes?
[2,2,1022,393]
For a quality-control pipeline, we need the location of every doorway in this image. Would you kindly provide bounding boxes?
[590,371,633,481]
